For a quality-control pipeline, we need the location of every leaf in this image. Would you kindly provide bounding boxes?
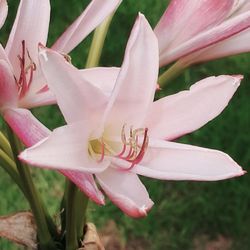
[0,211,37,249]
[79,223,104,250]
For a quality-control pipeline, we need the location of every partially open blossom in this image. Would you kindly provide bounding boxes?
[0,0,122,112]
[19,14,245,217]
[155,0,250,67]
[0,0,121,205]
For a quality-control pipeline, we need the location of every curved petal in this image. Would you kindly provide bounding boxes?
[146,75,242,140]
[0,60,18,110]
[80,67,119,96]
[3,108,51,147]
[96,167,153,217]
[38,46,107,125]
[18,88,56,109]
[113,139,245,181]
[180,28,250,64]
[62,170,105,205]
[0,44,12,67]
[159,9,250,66]
[155,0,234,66]
[52,0,122,53]
[19,121,110,172]
[5,0,50,76]
[0,0,8,29]
[230,1,250,15]
[4,108,104,204]
[103,14,158,134]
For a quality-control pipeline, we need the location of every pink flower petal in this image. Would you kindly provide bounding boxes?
[19,121,110,173]
[4,108,104,204]
[5,0,50,76]
[155,0,235,66]
[114,139,245,181]
[62,170,105,205]
[0,0,7,29]
[52,0,122,53]
[0,60,18,110]
[3,108,51,147]
[146,75,242,140]
[0,44,12,67]
[156,1,250,66]
[38,46,107,125]
[19,89,56,109]
[96,167,153,217]
[103,14,158,134]
[180,28,250,64]
[80,67,119,96]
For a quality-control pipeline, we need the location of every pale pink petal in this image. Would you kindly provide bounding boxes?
[80,67,119,96]
[103,14,158,134]
[38,46,107,125]
[3,108,51,147]
[18,89,56,109]
[0,44,12,67]
[19,121,110,172]
[0,0,7,29]
[158,8,250,66]
[180,28,250,64]
[96,167,153,217]
[52,0,122,53]
[155,0,234,66]
[230,0,250,15]
[113,139,245,181]
[5,0,50,76]
[62,170,105,205]
[15,65,56,109]
[146,75,242,140]
[0,60,18,110]
[4,108,104,204]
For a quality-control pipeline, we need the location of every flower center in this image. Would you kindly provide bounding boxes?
[89,124,149,170]
[16,40,36,99]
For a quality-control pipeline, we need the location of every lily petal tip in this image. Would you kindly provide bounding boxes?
[233,74,243,80]
[18,150,28,163]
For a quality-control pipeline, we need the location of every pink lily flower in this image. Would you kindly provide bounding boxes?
[0,0,122,111]
[0,0,121,205]
[19,14,245,217]
[155,0,250,67]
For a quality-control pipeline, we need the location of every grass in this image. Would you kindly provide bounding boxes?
[0,1,249,249]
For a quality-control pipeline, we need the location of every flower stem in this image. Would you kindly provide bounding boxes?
[65,180,78,250]
[158,61,187,87]
[6,126,56,250]
[75,190,89,241]
[0,131,13,158]
[0,149,24,193]
[85,12,114,68]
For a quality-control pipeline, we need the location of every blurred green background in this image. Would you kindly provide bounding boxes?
[0,1,249,249]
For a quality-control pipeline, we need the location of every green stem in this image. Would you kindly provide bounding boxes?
[65,181,78,250]
[0,149,24,193]
[158,61,188,87]
[6,126,56,250]
[75,190,89,241]
[0,131,13,158]
[85,12,114,68]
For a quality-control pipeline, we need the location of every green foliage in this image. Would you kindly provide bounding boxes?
[0,0,249,249]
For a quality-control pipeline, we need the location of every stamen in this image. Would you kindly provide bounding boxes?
[116,124,149,170]
[97,139,105,163]
[16,40,36,98]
